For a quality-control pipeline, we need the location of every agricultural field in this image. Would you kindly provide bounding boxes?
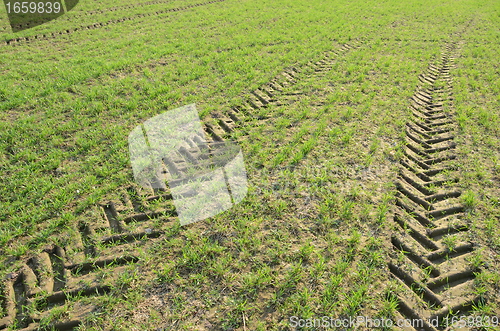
[0,0,499,330]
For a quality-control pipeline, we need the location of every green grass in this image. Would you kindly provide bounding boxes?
[1,0,499,329]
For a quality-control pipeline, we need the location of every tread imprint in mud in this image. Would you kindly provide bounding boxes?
[0,41,360,330]
[6,0,188,31]
[0,244,137,330]
[388,41,482,331]
[2,0,226,46]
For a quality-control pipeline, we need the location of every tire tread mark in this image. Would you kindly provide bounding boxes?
[1,41,362,330]
[388,31,481,330]
[3,0,227,46]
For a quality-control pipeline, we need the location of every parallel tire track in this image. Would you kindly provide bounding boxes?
[0,245,137,330]
[0,41,360,330]
[7,0,178,31]
[388,41,482,330]
[2,0,226,46]
[82,43,361,246]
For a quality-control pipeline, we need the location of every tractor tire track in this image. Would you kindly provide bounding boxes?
[65,41,363,251]
[388,39,482,330]
[6,0,178,31]
[83,42,362,255]
[0,245,138,330]
[0,41,360,330]
[202,43,360,142]
[2,0,226,46]
[95,41,362,222]
[62,0,179,19]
